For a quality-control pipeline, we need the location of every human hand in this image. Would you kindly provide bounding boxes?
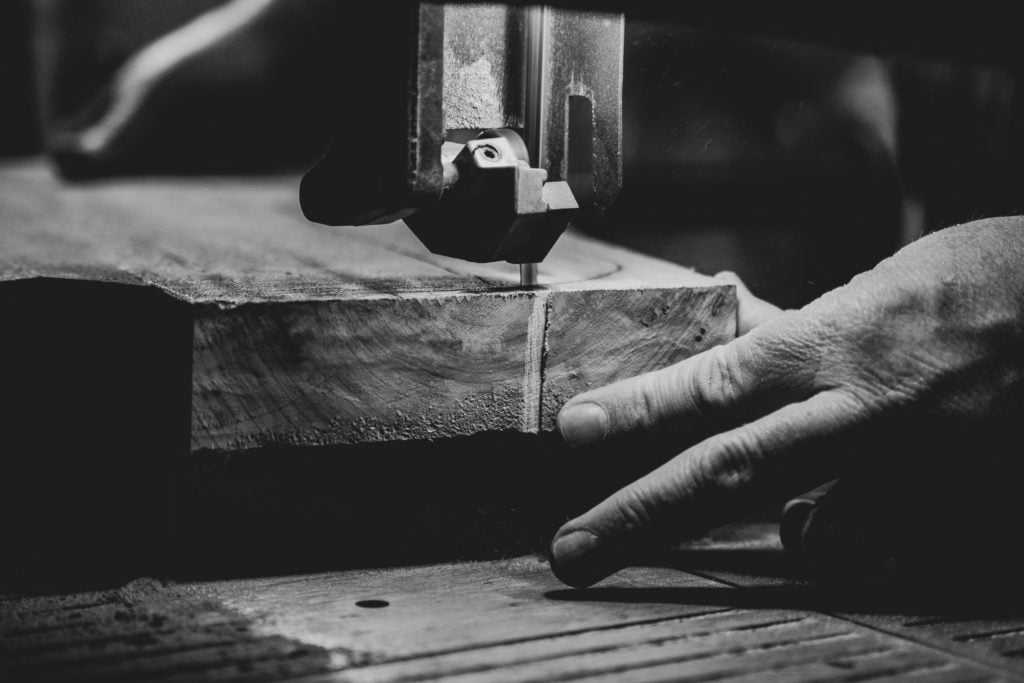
[550,217,1024,587]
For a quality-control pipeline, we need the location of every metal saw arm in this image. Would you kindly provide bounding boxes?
[300,2,623,266]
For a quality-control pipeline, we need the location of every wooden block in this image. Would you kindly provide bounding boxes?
[191,294,537,448]
[0,159,736,452]
[191,283,733,450]
[542,286,733,431]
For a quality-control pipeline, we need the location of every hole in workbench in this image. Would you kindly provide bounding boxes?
[355,599,389,609]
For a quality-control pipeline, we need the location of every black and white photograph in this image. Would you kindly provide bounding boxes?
[2,2,1024,681]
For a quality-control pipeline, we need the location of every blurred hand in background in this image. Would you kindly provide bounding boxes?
[32,0,334,177]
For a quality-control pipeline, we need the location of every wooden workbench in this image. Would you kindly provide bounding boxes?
[5,535,1024,681]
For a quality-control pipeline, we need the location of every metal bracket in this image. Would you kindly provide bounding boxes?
[407,129,577,263]
[300,2,623,265]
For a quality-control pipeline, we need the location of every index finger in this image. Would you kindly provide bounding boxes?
[550,389,868,587]
[557,317,815,449]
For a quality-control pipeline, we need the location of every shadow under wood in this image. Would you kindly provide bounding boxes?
[170,433,679,581]
[0,278,193,593]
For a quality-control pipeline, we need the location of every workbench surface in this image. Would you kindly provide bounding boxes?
[5,531,1024,682]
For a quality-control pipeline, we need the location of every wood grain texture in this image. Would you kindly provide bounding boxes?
[676,524,1024,681]
[196,556,1017,682]
[5,553,1023,681]
[542,287,734,431]
[0,160,714,302]
[191,294,535,447]
[0,159,736,450]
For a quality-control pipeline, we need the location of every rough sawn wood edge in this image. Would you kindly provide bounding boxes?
[189,283,737,451]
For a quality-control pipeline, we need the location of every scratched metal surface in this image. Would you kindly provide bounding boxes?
[540,8,624,214]
[440,5,623,216]
[443,4,526,131]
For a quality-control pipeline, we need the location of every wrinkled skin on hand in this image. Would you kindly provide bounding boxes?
[551,217,1024,587]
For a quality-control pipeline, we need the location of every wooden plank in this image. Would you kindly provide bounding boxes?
[722,654,988,683]
[331,611,815,683]
[191,283,733,449]
[566,638,931,683]
[673,528,1024,680]
[3,555,1017,682]
[190,294,537,447]
[0,158,736,450]
[541,286,732,431]
[201,557,731,658]
[836,613,1024,678]
[0,578,333,682]
[198,556,1013,682]
[195,557,851,671]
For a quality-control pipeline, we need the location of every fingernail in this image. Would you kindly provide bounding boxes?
[550,529,615,588]
[558,402,609,447]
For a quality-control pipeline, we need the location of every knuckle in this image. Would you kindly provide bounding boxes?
[838,379,902,418]
[612,486,655,536]
[637,377,662,431]
[694,431,763,493]
[631,368,684,431]
[686,345,745,418]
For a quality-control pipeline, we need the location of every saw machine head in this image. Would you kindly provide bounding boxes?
[300,3,623,267]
